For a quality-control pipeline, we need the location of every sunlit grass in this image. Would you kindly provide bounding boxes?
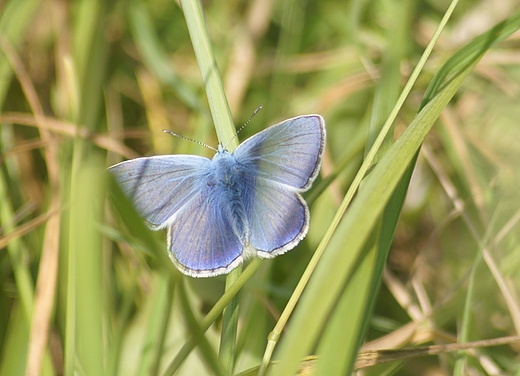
[1,0,519,375]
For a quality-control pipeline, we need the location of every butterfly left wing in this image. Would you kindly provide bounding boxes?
[108,155,211,229]
[167,182,246,277]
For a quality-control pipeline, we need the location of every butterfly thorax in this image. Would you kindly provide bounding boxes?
[210,149,249,240]
[212,149,238,186]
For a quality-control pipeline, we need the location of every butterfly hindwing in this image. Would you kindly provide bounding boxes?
[245,178,309,257]
[167,182,245,277]
[108,155,211,229]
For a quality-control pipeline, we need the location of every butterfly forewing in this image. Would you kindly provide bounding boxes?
[109,155,211,228]
[234,115,325,190]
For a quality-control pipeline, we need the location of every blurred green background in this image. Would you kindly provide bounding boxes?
[1,0,520,375]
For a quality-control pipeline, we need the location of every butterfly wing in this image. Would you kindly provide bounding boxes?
[167,180,245,277]
[110,154,246,277]
[233,115,325,190]
[234,115,325,256]
[108,155,211,229]
[244,179,309,257]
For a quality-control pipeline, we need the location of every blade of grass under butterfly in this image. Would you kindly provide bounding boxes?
[180,0,241,373]
[134,276,170,376]
[177,280,229,376]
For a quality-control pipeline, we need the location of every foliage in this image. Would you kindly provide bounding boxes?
[1,0,520,375]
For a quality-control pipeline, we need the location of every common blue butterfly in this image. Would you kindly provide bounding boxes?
[109,115,326,277]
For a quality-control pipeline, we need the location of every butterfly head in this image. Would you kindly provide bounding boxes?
[215,143,231,158]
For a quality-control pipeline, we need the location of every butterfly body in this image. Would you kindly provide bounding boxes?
[205,148,251,243]
[109,115,325,277]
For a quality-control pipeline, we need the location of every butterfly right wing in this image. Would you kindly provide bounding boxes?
[233,115,325,191]
[232,115,325,255]
[108,155,211,229]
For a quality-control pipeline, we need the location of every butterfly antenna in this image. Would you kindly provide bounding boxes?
[163,130,218,152]
[224,105,263,149]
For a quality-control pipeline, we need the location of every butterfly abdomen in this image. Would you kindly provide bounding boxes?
[211,153,251,243]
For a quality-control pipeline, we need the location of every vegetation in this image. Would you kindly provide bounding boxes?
[1,0,519,375]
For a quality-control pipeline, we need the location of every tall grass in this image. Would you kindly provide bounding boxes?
[1,0,520,375]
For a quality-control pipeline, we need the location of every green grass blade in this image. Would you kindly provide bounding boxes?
[0,0,40,105]
[313,1,416,374]
[71,0,108,131]
[134,276,174,376]
[179,1,242,373]
[177,280,228,376]
[0,168,34,323]
[422,10,520,108]
[162,259,261,375]
[0,304,30,376]
[72,157,107,375]
[271,50,481,376]
[219,268,241,372]
[314,239,378,376]
[180,0,235,147]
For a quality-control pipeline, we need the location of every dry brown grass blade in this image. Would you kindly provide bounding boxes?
[354,335,520,369]
[0,112,139,160]
[0,34,62,376]
[0,138,50,166]
[423,141,520,334]
[235,332,520,376]
[250,336,520,375]
[0,209,61,250]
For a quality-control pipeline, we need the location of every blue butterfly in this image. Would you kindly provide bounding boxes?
[109,115,326,277]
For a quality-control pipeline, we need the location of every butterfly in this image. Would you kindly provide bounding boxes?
[109,115,326,277]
